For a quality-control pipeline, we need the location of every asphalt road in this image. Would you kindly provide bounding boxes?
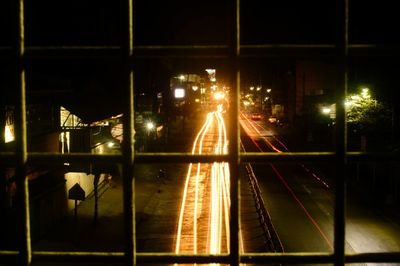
[240,114,400,265]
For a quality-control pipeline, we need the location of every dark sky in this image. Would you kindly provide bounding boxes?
[1,0,399,46]
[1,0,399,121]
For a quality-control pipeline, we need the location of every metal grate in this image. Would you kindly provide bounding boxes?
[1,0,400,265]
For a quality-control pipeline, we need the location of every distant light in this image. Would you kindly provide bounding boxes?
[107,142,115,148]
[256,87,261,91]
[361,87,371,99]
[5,125,14,143]
[195,98,200,103]
[268,117,277,123]
[214,92,225,100]
[146,122,154,130]
[264,97,269,101]
[174,88,185,98]
[250,86,254,91]
[321,107,331,114]
[192,86,198,91]
[267,88,272,93]
[205,69,216,82]
[345,100,353,107]
[243,100,250,106]
[178,75,185,81]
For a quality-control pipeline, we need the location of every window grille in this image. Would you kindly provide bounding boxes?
[0,0,400,265]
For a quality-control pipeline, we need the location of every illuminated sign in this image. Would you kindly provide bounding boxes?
[174,88,185,99]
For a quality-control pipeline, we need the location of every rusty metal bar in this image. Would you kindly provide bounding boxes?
[334,0,348,265]
[2,250,400,264]
[2,152,398,166]
[1,0,399,265]
[4,151,397,164]
[121,0,136,265]
[227,0,241,265]
[13,0,32,265]
[3,44,400,57]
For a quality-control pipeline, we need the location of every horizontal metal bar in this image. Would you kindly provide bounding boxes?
[2,152,399,165]
[33,251,124,263]
[241,253,334,264]
[135,153,231,163]
[2,251,399,264]
[347,151,400,162]
[241,152,336,162]
[241,44,336,58]
[137,253,230,264]
[345,252,400,263]
[2,44,400,58]
[348,44,400,56]
[27,153,123,164]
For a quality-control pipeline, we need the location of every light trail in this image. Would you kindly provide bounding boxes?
[239,111,333,251]
[175,112,214,254]
[175,105,231,260]
[240,111,331,189]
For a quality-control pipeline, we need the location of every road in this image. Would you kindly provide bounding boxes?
[239,111,400,265]
[175,104,231,255]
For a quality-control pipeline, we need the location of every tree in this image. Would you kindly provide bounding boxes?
[345,88,392,150]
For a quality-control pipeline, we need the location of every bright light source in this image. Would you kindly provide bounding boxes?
[268,117,277,123]
[192,86,198,91]
[264,97,269,101]
[214,92,225,100]
[205,69,216,82]
[321,107,331,114]
[361,87,371,99]
[250,86,254,91]
[178,75,185,81]
[5,125,14,143]
[174,88,185,98]
[195,98,200,103]
[146,122,154,130]
[267,88,272,93]
[351,95,361,101]
[256,87,261,91]
[243,100,250,106]
[345,100,353,107]
[107,142,115,148]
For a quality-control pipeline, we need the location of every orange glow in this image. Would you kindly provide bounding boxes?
[175,106,231,259]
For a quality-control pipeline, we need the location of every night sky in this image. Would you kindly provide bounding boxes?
[1,0,400,121]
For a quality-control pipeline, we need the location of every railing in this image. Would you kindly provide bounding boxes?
[1,0,400,265]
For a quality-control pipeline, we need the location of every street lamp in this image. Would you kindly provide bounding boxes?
[146,121,154,131]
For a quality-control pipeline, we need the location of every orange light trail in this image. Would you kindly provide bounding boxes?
[175,105,231,259]
[175,112,214,254]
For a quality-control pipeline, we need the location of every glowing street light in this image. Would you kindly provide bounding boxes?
[174,88,185,99]
[321,107,331,115]
[146,121,154,131]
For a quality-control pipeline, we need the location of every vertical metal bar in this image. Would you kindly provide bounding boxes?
[229,0,240,265]
[122,0,136,265]
[15,0,31,265]
[334,0,348,265]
